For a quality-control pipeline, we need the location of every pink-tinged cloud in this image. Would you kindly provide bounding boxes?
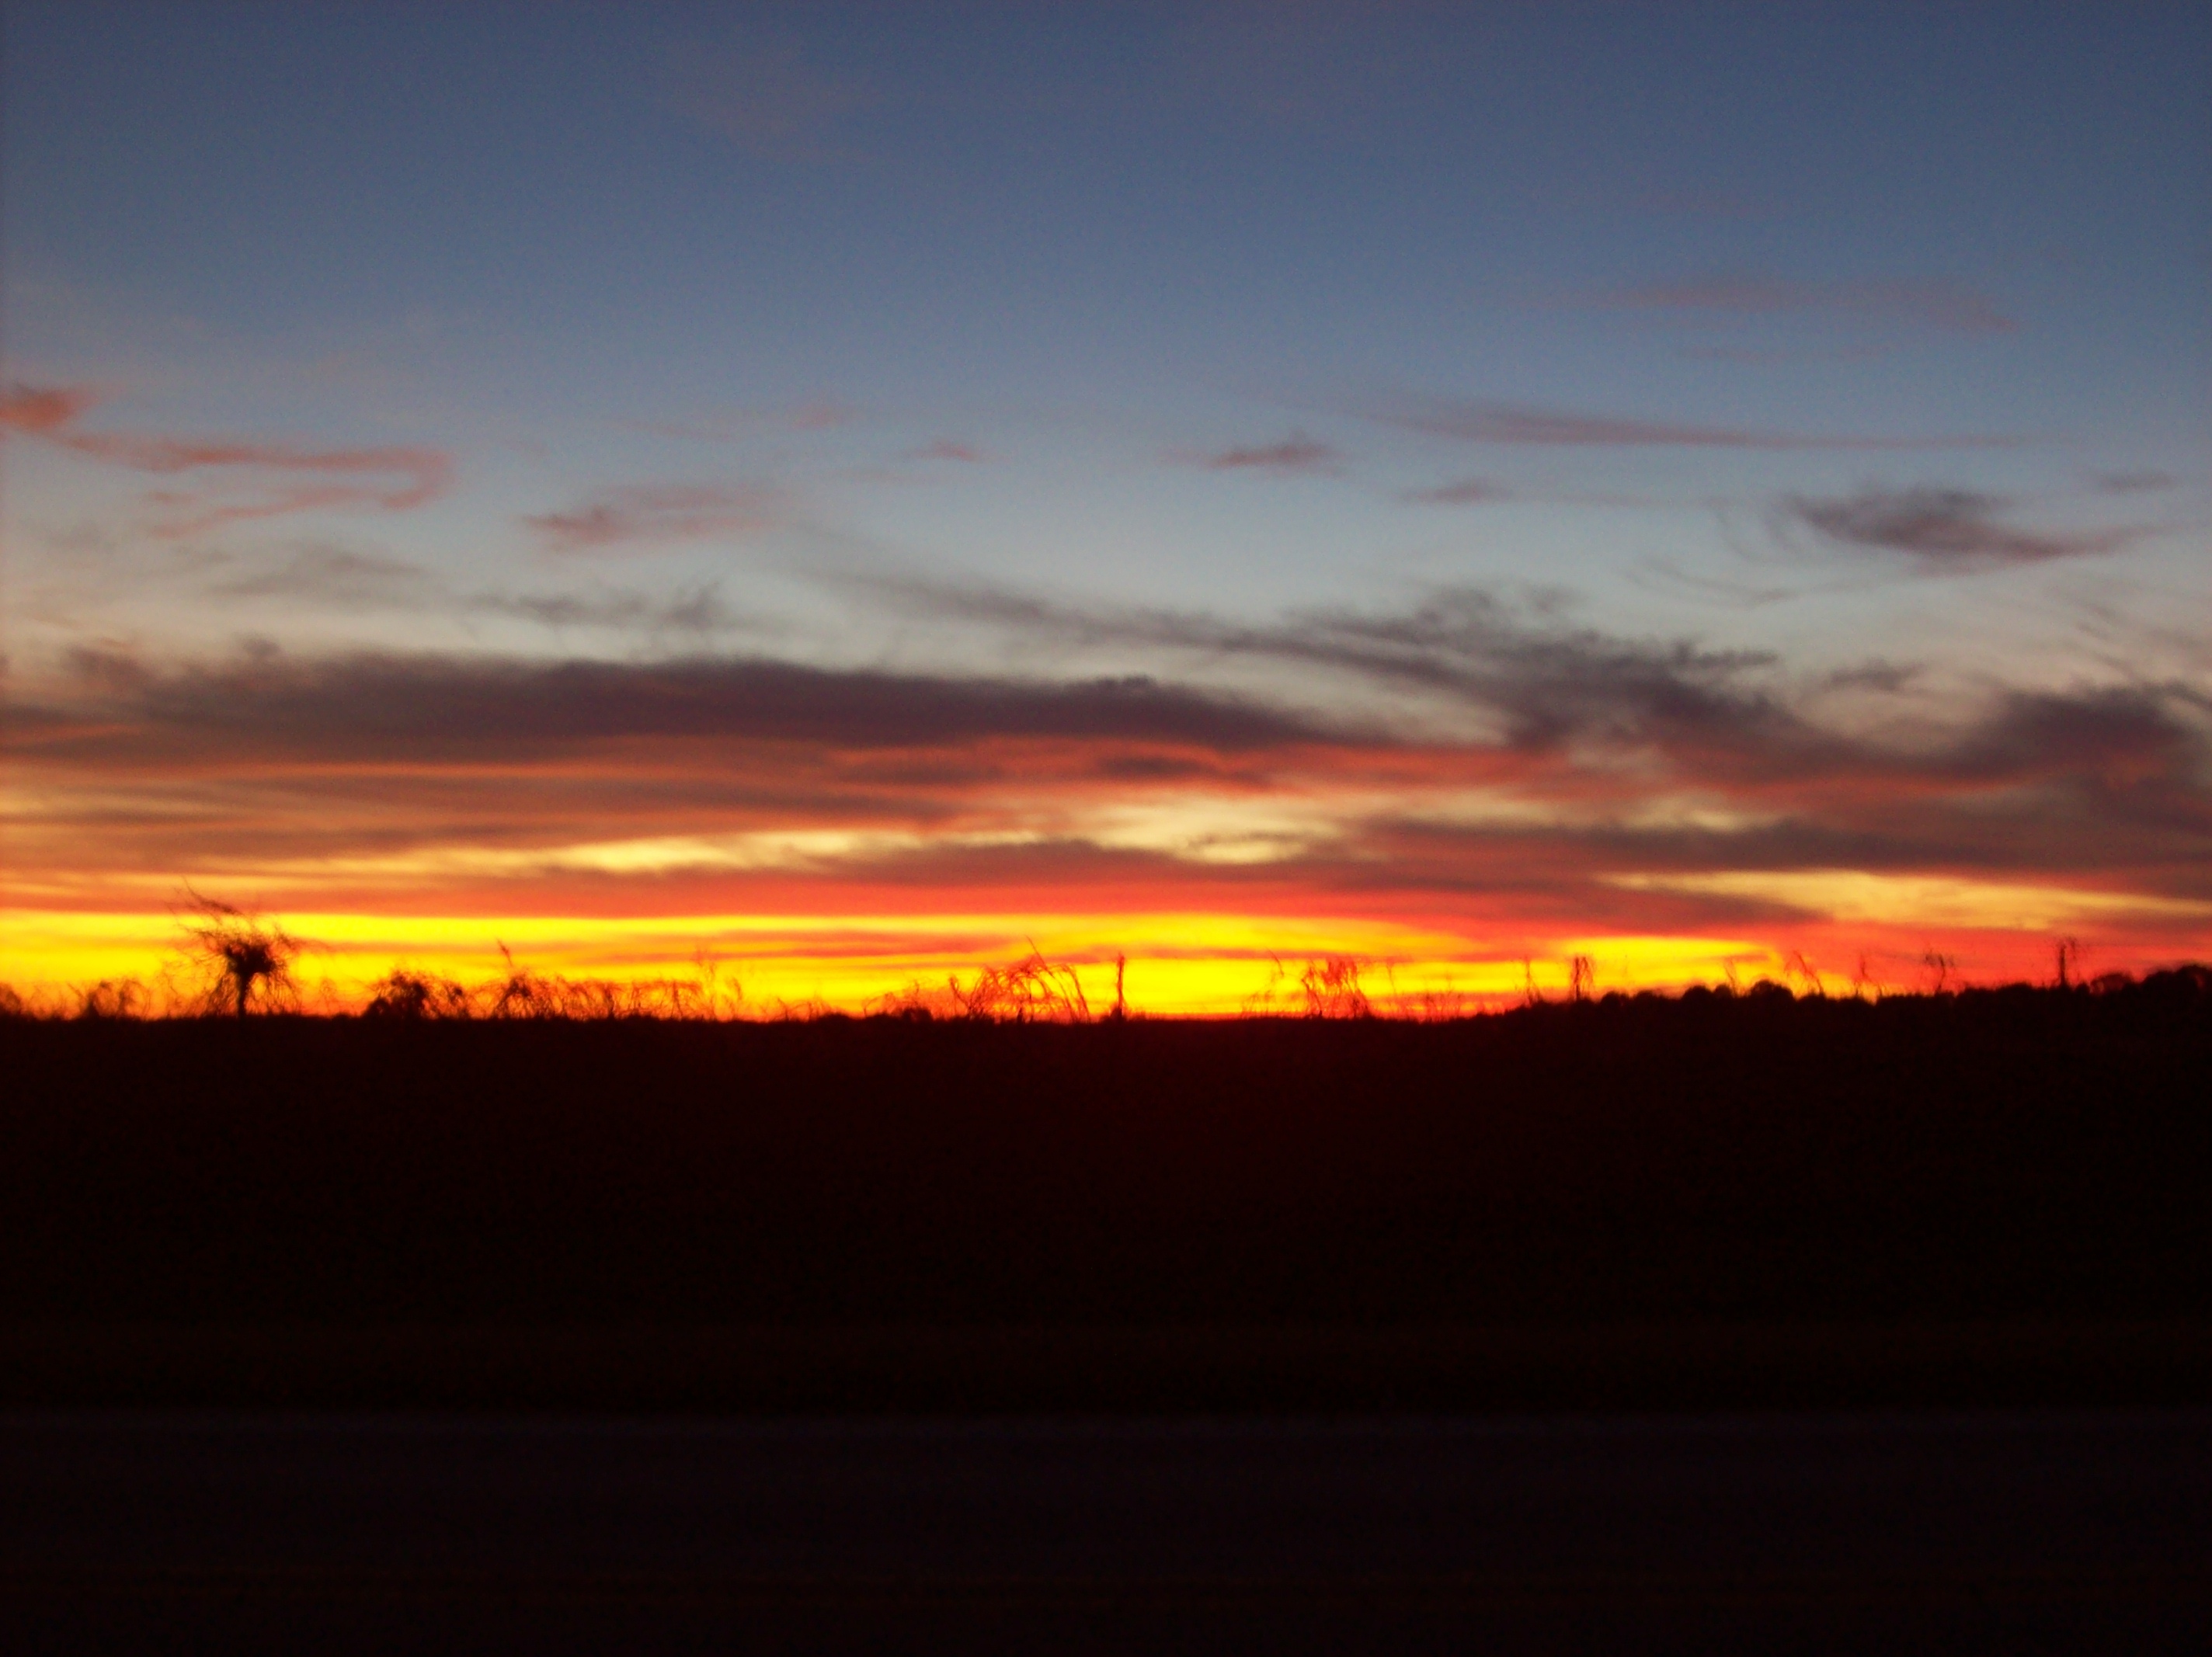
[523,484,784,553]
[2,382,453,533]
[1194,433,1340,474]
[1369,394,2016,451]
[0,384,102,434]
[1602,275,2019,335]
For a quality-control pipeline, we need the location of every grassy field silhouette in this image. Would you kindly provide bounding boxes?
[4,970,2208,1411]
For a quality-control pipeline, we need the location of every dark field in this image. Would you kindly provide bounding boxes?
[5,974,2210,1411]
[7,1410,2209,1654]
[10,981,2212,1650]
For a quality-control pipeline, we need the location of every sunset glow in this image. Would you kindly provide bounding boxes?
[4,5,2206,1012]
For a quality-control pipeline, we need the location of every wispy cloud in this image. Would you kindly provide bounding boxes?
[208,546,437,606]
[1786,487,2135,568]
[1679,344,1895,365]
[2,382,453,533]
[2092,471,2176,495]
[1188,433,1341,474]
[1599,274,2019,335]
[523,485,784,553]
[191,541,759,639]
[1362,394,2014,451]
[906,439,986,463]
[1405,478,1511,505]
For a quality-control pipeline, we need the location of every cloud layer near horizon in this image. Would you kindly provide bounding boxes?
[11,583,2206,980]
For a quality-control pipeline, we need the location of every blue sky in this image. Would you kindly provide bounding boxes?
[4,2,2209,1003]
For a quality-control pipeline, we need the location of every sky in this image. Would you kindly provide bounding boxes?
[3,1,2209,1012]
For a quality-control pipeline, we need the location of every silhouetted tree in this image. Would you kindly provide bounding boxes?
[178,893,301,1018]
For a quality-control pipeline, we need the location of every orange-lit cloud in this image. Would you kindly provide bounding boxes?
[6,578,2206,1008]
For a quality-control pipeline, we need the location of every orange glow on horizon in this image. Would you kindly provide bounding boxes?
[7,888,2203,1016]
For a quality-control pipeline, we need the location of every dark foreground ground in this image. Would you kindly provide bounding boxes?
[6,980,2211,1647]
[4,975,2211,1409]
[3,1408,2207,1654]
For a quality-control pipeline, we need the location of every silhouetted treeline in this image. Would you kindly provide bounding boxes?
[5,974,2208,1346]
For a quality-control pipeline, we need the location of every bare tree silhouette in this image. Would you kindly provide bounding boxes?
[2054,936,2084,990]
[176,892,302,1017]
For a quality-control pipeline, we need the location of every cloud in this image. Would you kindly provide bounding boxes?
[1363,394,2012,451]
[523,485,784,553]
[468,584,751,636]
[1787,487,2135,568]
[209,547,437,606]
[11,606,2208,934]
[27,648,1325,767]
[1600,275,2019,335]
[2,382,453,533]
[861,574,2211,830]
[197,544,759,638]
[1191,433,1340,474]
[907,439,986,463]
[1405,478,1510,505]
[1679,344,1894,365]
[2092,471,2176,495]
[0,384,100,434]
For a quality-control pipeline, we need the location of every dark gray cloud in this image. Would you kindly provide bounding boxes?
[1788,486,2134,568]
[862,574,2211,843]
[27,648,1327,768]
[870,576,1800,769]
